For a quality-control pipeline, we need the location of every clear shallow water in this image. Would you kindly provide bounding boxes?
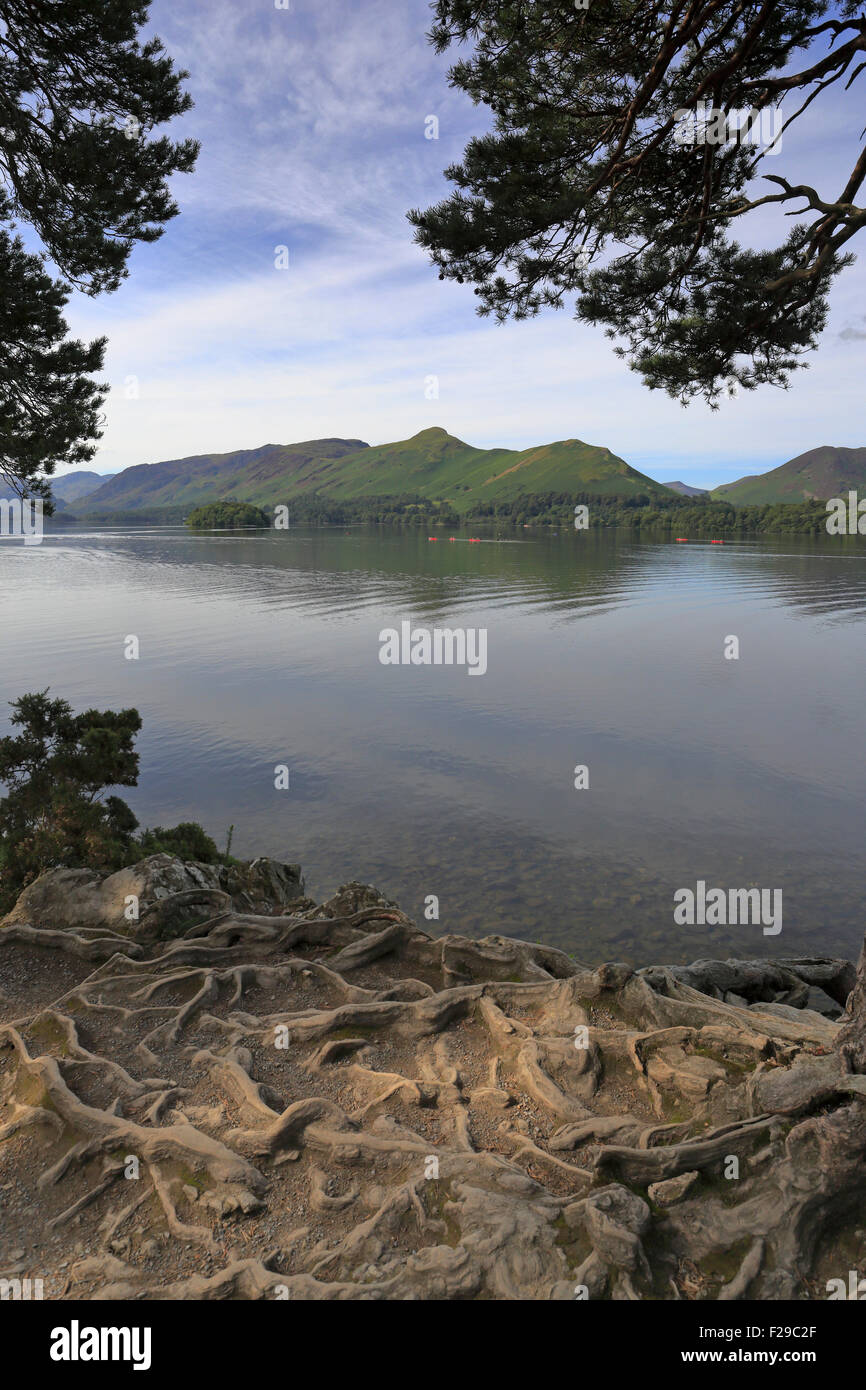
[1,525,864,965]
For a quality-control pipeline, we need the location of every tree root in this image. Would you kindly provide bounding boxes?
[2,872,865,1300]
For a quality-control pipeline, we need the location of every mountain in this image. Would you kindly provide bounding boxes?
[663,481,709,497]
[0,470,116,510]
[81,439,366,512]
[50,471,117,503]
[81,428,672,515]
[712,446,866,505]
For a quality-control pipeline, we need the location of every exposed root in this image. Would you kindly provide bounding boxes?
[1,867,865,1300]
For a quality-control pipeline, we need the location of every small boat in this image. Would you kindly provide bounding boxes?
[710,539,725,545]
[676,537,689,543]
[428,537,438,541]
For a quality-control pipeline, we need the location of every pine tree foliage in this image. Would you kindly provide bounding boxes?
[0,0,198,500]
[410,1,866,403]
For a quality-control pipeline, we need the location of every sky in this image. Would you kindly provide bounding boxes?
[57,0,866,491]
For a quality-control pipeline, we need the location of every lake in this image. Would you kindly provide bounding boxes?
[1,525,864,965]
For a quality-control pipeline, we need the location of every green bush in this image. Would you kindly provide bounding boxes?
[0,692,225,912]
[137,822,220,863]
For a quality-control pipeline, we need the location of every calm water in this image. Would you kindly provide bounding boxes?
[1,525,865,965]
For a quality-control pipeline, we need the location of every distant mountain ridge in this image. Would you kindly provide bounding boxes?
[77,428,672,514]
[713,447,866,505]
[664,480,709,497]
[81,440,366,511]
[51,471,117,503]
[0,470,117,512]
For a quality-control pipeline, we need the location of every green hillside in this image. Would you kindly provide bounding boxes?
[81,439,368,512]
[316,429,668,503]
[51,471,118,503]
[712,446,866,504]
[1,470,116,512]
[80,428,670,515]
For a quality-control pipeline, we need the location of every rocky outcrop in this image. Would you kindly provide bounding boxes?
[663,956,856,1012]
[0,858,864,1301]
[1,854,304,943]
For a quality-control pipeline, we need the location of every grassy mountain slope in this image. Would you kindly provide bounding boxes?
[82,428,670,515]
[713,446,866,504]
[51,471,118,503]
[1,471,116,511]
[316,429,669,502]
[83,440,367,511]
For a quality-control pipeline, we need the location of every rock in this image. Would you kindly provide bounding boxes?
[665,956,856,1010]
[310,882,397,919]
[647,1047,727,1099]
[222,858,305,917]
[752,1053,842,1115]
[648,1171,700,1207]
[199,1187,263,1217]
[581,1185,650,1275]
[595,962,634,990]
[3,853,303,938]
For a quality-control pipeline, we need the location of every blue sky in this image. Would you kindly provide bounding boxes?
[59,0,866,490]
